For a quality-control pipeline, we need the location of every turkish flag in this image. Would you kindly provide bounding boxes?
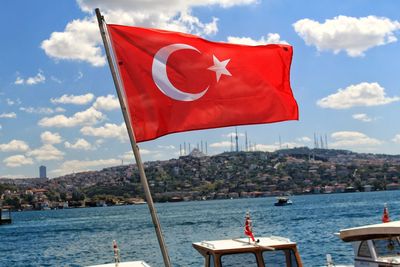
[107,24,298,142]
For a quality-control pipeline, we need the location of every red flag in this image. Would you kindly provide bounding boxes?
[107,25,298,142]
[382,204,390,223]
[244,212,256,242]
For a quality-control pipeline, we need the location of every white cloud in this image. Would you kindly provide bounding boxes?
[352,113,374,122]
[55,107,66,113]
[52,158,121,175]
[0,112,17,119]
[26,71,46,85]
[120,151,135,164]
[80,122,128,142]
[252,144,279,152]
[293,15,400,57]
[224,132,245,138]
[39,107,105,128]
[64,138,93,150]
[75,71,84,81]
[296,136,312,142]
[157,145,175,150]
[15,71,46,85]
[6,99,14,106]
[20,106,65,114]
[95,139,105,146]
[317,82,400,109]
[14,77,24,85]
[210,141,232,148]
[50,93,94,105]
[41,0,257,66]
[138,148,154,155]
[27,144,65,161]
[0,140,30,152]
[41,17,105,67]
[330,131,382,148]
[253,142,301,152]
[3,155,34,168]
[50,76,62,84]
[392,134,400,144]
[227,33,288,45]
[0,124,2,130]
[41,131,62,144]
[92,94,120,111]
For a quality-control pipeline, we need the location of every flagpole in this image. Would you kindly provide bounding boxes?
[95,8,172,267]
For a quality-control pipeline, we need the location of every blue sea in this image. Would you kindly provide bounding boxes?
[1,191,400,267]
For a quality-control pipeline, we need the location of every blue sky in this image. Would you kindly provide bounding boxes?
[1,0,400,178]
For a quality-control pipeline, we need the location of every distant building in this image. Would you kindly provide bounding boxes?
[39,166,47,179]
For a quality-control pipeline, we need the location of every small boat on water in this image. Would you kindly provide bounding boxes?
[274,196,293,206]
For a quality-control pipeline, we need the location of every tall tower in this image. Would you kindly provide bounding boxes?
[325,134,328,149]
[235,127,239,152]
[39,165,47,179]
[245,131,248,152]
[320,135,324,149]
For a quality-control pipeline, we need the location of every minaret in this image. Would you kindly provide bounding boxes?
[230,135,233,152]
[180,144,182,156]
[235,127,239,152]
[245,131,248,152]
[205,141,208,155]
[320,135,324,149]
[325,134,328,149]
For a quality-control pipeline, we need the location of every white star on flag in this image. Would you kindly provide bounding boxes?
[208,55,232,82]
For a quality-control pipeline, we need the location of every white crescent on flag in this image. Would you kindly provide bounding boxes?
[151,43,209,101]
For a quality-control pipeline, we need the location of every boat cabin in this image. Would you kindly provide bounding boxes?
[339,221,400,267]
[193,236,303,267]
[0,206,12,225]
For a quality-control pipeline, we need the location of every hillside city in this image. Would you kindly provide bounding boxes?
[1,147,400,211]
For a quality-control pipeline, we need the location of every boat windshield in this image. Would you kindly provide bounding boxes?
[220,252,258,266]
[373,238,400,258]
[263,249,299,267]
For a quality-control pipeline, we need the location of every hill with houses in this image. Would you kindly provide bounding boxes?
[1,147,400,210]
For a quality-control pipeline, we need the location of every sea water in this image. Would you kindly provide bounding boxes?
[1,190,400,267]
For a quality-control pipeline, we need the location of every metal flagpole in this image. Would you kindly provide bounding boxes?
[95,8,172,267]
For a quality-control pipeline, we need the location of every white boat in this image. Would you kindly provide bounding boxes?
[338,220,400,267]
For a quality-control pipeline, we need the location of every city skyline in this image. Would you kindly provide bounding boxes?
[1,0,400,178]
